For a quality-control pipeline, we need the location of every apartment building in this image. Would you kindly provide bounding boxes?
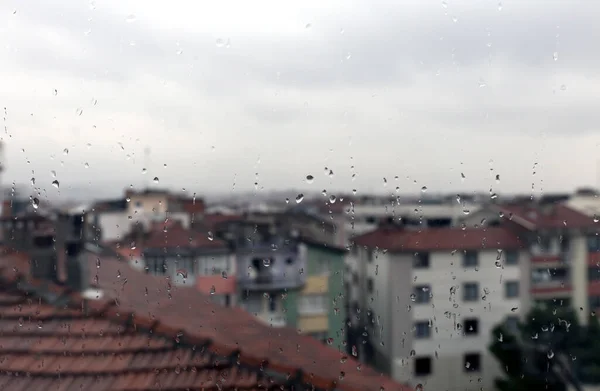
[464,202,599,325]
[349,226,527,391]
[87,188,204,243]
[116,220,237,307]
[215,214,348,347]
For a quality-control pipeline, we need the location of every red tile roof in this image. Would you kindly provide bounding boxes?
[202,214,244,230]
[0,250,408,391]
[144,221,228,250]
[497,203,595,230]
[355,226,524,252]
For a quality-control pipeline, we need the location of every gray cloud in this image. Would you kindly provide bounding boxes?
[1,0,600,198]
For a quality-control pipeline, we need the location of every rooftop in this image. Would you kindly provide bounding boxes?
[497,203,595,230]
[0,248,407,391]
[354,226,524,252]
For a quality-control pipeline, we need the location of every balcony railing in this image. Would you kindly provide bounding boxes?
[238,273,304,290]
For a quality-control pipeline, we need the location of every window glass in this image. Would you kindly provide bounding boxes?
[414,357,432,377]
[413,285,431,304]
[463,251,478,268]
[505,281,520,298]
[463,282,479,302]
[414,321,431,339]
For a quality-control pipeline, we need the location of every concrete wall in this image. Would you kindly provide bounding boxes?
[94,211,190,242]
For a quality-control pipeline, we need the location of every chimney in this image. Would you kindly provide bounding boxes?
[65,240,89,291]
[55,212,89,292]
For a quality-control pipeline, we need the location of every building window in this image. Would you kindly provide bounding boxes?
[505,316,519,334]
[505,281,520,298]
[589,296,600,310]
[464,353,481,372]
[367,250,374,263]
[414,357,432,376]
[505,251,518,265]
[539,235,552,252]
[413,285,431,304]
[588,235,600,252]
[201,256,229,275]
[414,321,431,339]
[463,251,478,268]
[589,267,600,281]
[463,319,479,336]
[316,259,330,275]
[298,295,328,315]
[367,278,374,293]
[413,253,430,269]
[146,257,166,275]
[463,282,479,302]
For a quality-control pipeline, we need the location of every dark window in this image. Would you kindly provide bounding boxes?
[413,285,431,304]
[463,251,478,267]
[505,281,520,298]
[505,316,519,334]
[464,353,481,372]
[560,236,570,252]
[268,296,277,312]
[589,296,600,310]
[413,253,430,269]
[463,282,479,302]
[589,267,600,281]
[367,278,374,293]
[463,319,479,336]
[414,321,430,339]
[505,251,518,265]
[414,357,432,376]
[539,235,552,251]
[285,258,294,265]
[588,235,600,252]
[225,294,231,307]
[367,250,374,263]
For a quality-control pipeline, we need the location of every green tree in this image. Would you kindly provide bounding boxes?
[489,305,600,391]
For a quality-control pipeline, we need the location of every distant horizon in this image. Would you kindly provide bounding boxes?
[10,181,598,206]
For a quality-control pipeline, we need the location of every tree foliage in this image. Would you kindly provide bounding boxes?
[490,305,600,391]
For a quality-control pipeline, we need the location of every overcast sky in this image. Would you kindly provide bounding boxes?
[1,0,599,202]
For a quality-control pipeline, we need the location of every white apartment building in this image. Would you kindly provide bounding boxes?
[349,227,528,391]
[347,201,599,391]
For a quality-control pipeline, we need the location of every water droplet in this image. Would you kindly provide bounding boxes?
[84,162,89,168]
[54,89,58,96]
[141,168,147,174]
[553,51,559,61]
[51,170,57,178]
[548,350,555,359]
[410,293,416,302]
[32,197,39,209]
[263,258,271,267]
[30,178,35,186]
[126,14,136,23]
[76,108,83,116]
[221,271,228,279]
[495,174,500,183]
[346,52,352,60]
[560,84,567,91]
[210,285,216,295]
[63,148,69,155]
[479,79,487,88]
[329,195,337,204]
[215,38,226,47]
[421,186,427,193]
[441,1,447,8]
[207,231,214,241]
[306,175,314,184]
[410,349,416,357]
[153,177,159,183]
[305,23,312,29]
[594,215,599,223]
[51,180,59,189]
[497,2,502,11]
[511,307,518,312]
[295,194,304,204]
[461,172,466,180]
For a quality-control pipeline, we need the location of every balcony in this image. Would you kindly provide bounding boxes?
[256,312,287,328]
[238,272,304,291]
